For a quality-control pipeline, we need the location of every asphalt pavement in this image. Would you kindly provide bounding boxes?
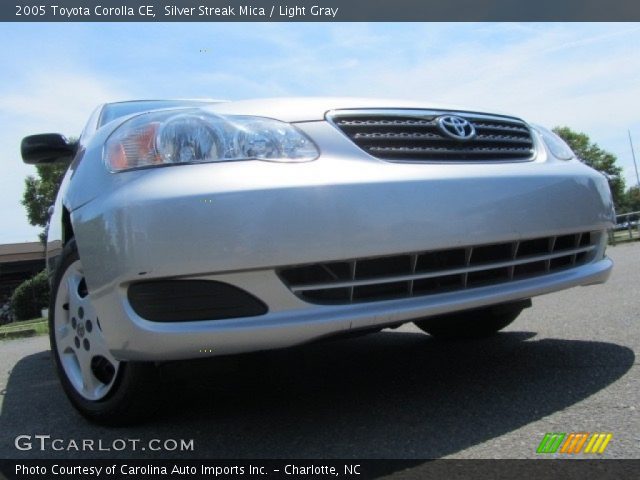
[1,242,638,460]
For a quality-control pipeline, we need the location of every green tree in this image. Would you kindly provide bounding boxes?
[553,127,626,209]
[10,270,49,320]
[624,186,640,213]
[21,152,72,243]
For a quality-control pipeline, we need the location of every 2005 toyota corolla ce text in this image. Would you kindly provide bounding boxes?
[22,98,614,424]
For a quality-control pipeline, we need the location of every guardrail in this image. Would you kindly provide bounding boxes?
[608,210,640,245]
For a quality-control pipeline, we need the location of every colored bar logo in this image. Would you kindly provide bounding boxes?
[537,433,612,454]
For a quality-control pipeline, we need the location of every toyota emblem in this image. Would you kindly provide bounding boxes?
[437,115,476,140]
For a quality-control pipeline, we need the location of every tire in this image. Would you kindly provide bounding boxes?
[414,300,530,339]
[49,239,159,426]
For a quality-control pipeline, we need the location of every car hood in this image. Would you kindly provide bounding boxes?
[206,97,477,123]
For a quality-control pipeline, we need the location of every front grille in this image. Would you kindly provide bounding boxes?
[279,232,599,305]
[329,109,535,162]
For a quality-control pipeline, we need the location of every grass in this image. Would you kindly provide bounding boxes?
[0,317,48,339]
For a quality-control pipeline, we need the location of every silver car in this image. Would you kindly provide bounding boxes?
[22,98,615,424]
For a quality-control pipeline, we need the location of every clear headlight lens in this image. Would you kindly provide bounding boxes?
[104,110,319,172]
[531,124,575,160]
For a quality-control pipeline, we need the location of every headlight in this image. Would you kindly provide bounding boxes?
[104,110,319,172]
[531,124,575,160]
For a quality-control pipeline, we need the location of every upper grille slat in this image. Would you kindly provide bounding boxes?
[279,231,599,305]
[368,146,533,156]
[475,135,533,144]
[352,132,533,145]
[337,119,437,127]
[353,132,445,141]
[330,110,535,162]
[474,122,531,134]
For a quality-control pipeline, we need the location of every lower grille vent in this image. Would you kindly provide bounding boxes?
[279,232,598,305]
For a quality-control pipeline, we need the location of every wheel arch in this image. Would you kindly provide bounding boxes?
[62,205,75,245]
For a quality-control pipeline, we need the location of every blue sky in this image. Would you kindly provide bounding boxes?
[1,22,639,243]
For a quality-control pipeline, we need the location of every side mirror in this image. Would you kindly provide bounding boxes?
[21,133,77,165]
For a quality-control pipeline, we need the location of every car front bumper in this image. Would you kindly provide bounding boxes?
[70,122,615,361]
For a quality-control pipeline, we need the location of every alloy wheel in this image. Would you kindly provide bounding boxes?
[53,260,120,400]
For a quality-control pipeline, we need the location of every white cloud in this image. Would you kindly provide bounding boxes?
[0,70,130,243]
[1,23,639,245]
[245,23,640,188]
[0,71,128,135]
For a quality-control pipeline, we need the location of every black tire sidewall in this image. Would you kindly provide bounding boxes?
[414,304,523,339]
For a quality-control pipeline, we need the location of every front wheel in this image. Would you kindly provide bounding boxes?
[50,240,158,425]
[414,300,530,339]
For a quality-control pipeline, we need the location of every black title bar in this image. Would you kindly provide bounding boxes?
[5,0,640,22]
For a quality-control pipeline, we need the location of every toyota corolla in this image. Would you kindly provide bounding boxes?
[21,98,615,424]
